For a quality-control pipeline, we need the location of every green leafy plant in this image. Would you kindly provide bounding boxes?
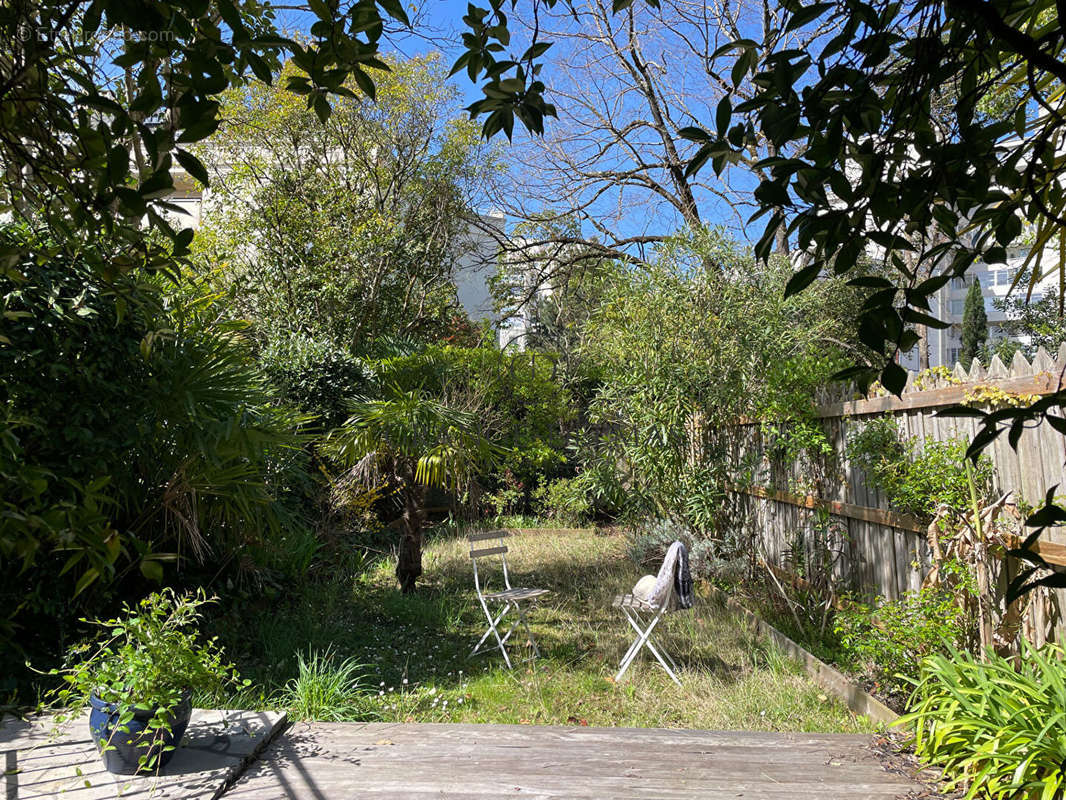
[49,589,247,770]
[531,477,592,526]
[847,419,993,517]
[900,642,1066,800]
[835,579,974,700]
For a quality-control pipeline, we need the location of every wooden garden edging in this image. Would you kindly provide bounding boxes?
[503,527,597,536]
[711,589,898,725]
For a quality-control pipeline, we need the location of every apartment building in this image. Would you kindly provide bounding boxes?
[898,247,1057,369]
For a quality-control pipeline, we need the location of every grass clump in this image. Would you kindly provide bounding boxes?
[275,647,374,722]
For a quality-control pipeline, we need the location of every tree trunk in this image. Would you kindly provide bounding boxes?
[396,482,428,594]
[917,323,930,371]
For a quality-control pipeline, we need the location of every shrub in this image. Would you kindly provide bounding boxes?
[626,519,687,571]
[259,334,371,427]
[485,469,526,517]
[900,642,1066,800]
[0,226,311,692]
[623,519,735,581]
[847,418,993,517]
[834,583,974,699]
[532,477,592,526]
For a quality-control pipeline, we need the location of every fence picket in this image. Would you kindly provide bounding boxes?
[727,356,1066,638]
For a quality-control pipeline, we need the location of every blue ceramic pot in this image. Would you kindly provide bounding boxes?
[88,689,192,775]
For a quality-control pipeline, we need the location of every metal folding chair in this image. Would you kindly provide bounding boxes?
[468,530,550,669]
[613,549,684,686]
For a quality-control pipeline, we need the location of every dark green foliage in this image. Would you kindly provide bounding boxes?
[576,230,858,532]
[0,226,308,689]
[707,0,1066,586]
[960,279,988,369]
[696,0,1062,398]
[195,56,487,355]
[846,418,993,518]
[259,334,372,427]
[328,385,504,592]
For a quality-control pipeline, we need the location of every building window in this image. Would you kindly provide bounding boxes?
[948,347,961,364]
[950,298,965,315]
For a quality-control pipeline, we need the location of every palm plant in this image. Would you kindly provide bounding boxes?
[329,387,503,593]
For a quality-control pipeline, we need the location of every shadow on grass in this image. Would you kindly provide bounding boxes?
[209,531,818,727]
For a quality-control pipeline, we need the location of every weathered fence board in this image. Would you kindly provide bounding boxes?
[727,347,1066,628]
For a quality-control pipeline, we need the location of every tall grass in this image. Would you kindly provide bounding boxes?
[274,647,374,721]
[212,527,873,733]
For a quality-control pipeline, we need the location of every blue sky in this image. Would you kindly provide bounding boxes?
[270,1,755,244]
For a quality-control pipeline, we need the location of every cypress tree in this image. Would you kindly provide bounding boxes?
[960,277,988,369]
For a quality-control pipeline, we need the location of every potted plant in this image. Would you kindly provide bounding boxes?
[50,588,248,775]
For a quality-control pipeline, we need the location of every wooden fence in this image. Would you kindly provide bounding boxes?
[726,344,1066,639]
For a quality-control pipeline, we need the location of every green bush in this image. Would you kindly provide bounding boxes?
[847,418,993,517]
[259,333,371,427]
[623,518,735,581]
[900,642,1066,800]
[372,345,573,505]
[0,226,311,691]
[532,477,592,526]
[834,583,974,698]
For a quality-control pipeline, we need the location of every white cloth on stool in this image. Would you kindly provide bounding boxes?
[632,541,683,609]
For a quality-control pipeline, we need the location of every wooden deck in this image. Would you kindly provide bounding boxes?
[223,722,927,799]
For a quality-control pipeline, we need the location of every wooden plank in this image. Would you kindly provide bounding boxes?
[1003,534,1066,568]
[814,372,1060,418]
[728,484,925,533]
[469,545,508,558]
[225,722,919,800]
[0,709,287,800]
[467,530,508,542]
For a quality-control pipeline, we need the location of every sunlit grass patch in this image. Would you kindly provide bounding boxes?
[211,527,874,733]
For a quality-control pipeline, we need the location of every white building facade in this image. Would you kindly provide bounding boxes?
[897,247,1056,369]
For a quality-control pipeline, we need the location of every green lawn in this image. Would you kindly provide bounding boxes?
[212,527,875,733]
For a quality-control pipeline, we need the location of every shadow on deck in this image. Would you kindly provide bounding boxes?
[222,721,926,800]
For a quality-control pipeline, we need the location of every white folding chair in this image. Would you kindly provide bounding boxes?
[468,530,550,669]
[613,545,685,686]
